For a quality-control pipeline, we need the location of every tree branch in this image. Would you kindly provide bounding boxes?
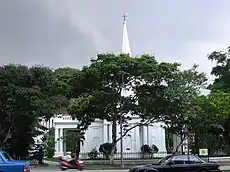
[175,133,186,153]
[3,113,14,145]
[3,125,12,144]
[115,118,157,143]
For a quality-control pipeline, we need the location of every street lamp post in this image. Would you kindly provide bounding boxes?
[120,74,125,168]
[120,111,124,168]
[184,117,189,154]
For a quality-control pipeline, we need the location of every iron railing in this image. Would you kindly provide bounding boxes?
[79,151,168,160]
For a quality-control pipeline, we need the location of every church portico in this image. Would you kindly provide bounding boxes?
[51,114,166,157]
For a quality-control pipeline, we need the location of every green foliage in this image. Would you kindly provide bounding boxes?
[141,145,152,154]
[208,48,230,92]
[68,54,186,140]
[192,91,230,152]
[99,143,117,159]
[63,130,85,158]
[88,147,99,159]
[199,47,230,153]
[151,144,159,153]
[43,128,55,158]
[163,65,207,133]
[0,64,68,157]
[67,53,206,160]
[53,67,80,99]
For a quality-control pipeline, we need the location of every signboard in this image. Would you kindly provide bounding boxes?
[199,149,208,156]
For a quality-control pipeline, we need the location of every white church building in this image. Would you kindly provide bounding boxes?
[39,15,167,158]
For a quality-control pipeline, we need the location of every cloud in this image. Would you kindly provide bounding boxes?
[0,0,230,76]
[0,0,97,68]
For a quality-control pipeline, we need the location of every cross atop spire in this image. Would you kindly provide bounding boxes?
[121,13,131,56]
[122,13,128,23]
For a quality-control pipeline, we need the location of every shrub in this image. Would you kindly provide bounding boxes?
[99,143,117,159]
[141,144,152,154]
[151,144,159,153]
[88,148,99,159]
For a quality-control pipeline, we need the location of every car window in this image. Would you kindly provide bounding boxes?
[157,155,172,164]
[2,152,13,160]
[188,155,204,164]
[171,155,189,164]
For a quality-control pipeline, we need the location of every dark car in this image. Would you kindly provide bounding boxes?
[129,154,221,172]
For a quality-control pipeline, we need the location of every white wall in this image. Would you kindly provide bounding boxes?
[52,115,167,157]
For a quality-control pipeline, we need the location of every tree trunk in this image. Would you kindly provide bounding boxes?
[109,119,117,165]
[175,132,185,153]
[75,141,81,159]
[112,119,117,145]
[109,144,116,165]
[194,129,199,154]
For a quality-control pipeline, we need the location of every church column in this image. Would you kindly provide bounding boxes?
[55,128,59,153]
[103,123,108,143]
[63,129,66,154]
[148,126,153,146]
[108,124,112,143]
[135,126,140,151]
[160,127,167,152]
[147,126,150,145]
[59,128,63,155]
[143,126,148,145]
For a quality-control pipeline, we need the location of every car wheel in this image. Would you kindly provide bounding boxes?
[79,166,84,171]
[60,166,68,171]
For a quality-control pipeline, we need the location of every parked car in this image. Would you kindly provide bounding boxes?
[0,151,30,172]
[129,154,221,172]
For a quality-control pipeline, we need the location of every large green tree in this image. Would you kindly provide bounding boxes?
[68,53,206,160]
[0,64,67,157]
[204,47,230,153]
[186,92,230,154]
[162,65,207,152]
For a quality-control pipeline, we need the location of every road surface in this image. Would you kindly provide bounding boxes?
[31,166,128,172]
[31,165,230,172]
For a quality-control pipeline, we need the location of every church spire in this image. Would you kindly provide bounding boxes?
[122,13,131,56]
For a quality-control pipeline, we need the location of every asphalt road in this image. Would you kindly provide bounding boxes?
[31,166,230,172]
[31,166,128,172]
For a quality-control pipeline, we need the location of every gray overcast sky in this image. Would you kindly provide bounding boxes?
[0,0,230,81]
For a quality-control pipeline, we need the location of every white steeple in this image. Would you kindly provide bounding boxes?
[122,14,131,56]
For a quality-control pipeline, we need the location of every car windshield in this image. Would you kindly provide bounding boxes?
[156,155,172,164]
[3,152,13,160]
[194,155,205,163]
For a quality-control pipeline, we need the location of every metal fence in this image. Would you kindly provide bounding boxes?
[79,151,168,160]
